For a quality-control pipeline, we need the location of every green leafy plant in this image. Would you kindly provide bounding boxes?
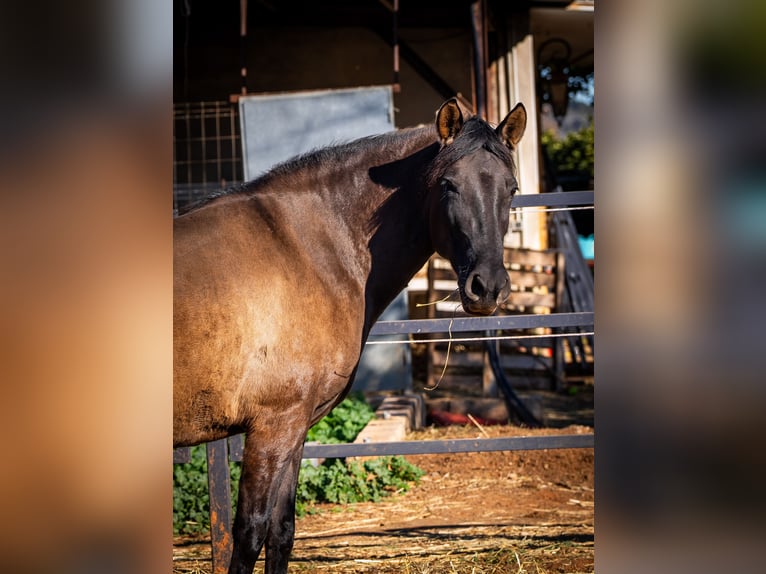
[295,456,424,516]
[173,445,208,535]
[173,445,242,535]
[173,394,423,534]
[541,120,594,183]
[305,393,374,444]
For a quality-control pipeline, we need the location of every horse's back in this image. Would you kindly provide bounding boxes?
[173,195,366,446]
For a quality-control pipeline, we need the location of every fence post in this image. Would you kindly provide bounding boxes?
[206,438,233,574]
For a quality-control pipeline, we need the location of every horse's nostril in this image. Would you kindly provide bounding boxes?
[496,272,511,303]
[464,271,481,301]
[497,271,510,291]
[470,274,486,297]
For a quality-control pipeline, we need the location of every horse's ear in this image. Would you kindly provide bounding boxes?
[496,103,527,149]
[435,98,464,145]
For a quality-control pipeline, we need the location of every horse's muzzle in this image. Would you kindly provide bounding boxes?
[461,268,510,315]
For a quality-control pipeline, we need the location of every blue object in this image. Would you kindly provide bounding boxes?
[578,234,594,260]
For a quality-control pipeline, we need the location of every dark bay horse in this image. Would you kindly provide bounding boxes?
[174,98,527,574]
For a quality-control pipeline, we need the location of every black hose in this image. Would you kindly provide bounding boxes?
[484,337,543,428]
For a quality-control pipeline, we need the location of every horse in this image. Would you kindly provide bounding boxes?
[173,98,527,574]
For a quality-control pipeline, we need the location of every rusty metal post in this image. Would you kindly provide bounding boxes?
[207,438,233,574]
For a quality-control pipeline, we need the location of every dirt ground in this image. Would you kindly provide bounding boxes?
[173,423,594,574]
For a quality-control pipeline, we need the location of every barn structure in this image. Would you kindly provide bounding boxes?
[174,4,594,569]
[173,0,593,232]
[173,0,594,401]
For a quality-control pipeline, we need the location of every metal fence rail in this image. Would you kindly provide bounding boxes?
[511,190,593,208]
[369,311,593,337]
[174,433,594,464]
[304,434,593,458]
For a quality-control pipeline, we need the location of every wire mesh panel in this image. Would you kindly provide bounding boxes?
[173,101,244,212]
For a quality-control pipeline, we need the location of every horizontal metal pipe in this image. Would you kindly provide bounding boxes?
[511,190,594,208]
[370,311,593,337]
[302,434,594,459]
[174,434,594,464]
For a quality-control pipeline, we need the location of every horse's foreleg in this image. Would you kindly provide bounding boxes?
[228,419,307,574]
[228,435,272,574]
[264,445,304,573]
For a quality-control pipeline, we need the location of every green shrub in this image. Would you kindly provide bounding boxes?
[173,394,423,534]
[541,120,594,182]
[295,456,424,516]
[305,393,374,444]
[173,445,243,535]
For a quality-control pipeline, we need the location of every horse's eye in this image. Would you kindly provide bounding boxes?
[441,179,458,195]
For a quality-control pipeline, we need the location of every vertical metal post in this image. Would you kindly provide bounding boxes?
[240,0,248,95]
[392,0,400,92]
[425,257,438,391]
[470,0,487,119]
[554,250,567,391]
[207,439,233,574]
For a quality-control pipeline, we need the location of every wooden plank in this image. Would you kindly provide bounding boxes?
[505,248,557,267]
[426,373,483,393]
[428,268,457,281]
[430,257,453,270]
[430,351,555,382]
[497,354,553,371]
[503,291,555,309]
[206,439,233,574]
[508,270,556,288]
[428,256,559,286]
[429,279,458,291]
[505,8,544,250]
[431,349,485,367]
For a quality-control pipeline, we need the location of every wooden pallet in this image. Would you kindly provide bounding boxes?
[425,248,566,395]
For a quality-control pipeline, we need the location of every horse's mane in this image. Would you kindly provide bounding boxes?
[177,117,511,217]
[176,128,430,216]
[425,117,514,188]
[175,181,250,217]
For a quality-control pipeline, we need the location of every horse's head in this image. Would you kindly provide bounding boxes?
[427,98,527,315]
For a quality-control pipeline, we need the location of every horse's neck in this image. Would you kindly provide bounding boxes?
[252,126,439,329]
[338,127,439,329]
